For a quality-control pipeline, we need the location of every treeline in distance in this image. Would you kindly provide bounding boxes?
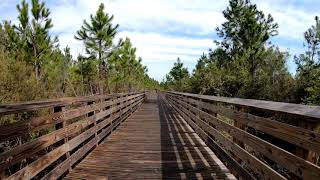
[162,0,320,105]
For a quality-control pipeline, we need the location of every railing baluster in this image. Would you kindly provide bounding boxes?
[165,91,320,180]
[0,92,145,179]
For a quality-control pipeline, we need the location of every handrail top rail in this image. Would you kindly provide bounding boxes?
[0,92,145,115]
[168,91,320,120]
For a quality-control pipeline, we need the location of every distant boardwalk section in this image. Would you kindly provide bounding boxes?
[65,93,235,179]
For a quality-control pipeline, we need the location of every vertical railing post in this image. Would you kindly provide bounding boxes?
[232,106,247,164]
[54,106,67,147]
[197,97,203,123]
[54,106,65,130]
[233,106,246,149]
[196,98,202,118]
[296,120,320,164]
[120,94,124,122]
[110,94,116,132]
[130,93,135,114]
[144,91,147,102]
[54,105,72,171]
[88,100,97,146]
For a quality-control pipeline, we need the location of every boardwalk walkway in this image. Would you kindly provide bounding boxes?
[65,94,235,180]
[2,92,319,179]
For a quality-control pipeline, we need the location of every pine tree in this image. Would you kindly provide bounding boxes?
[166,58,189,91]
[294,16,320,104]
[14,0,56,80]
[215,0,277,95]
[75,3,122,94]
[0,0,159,105]
[109,38,148,92]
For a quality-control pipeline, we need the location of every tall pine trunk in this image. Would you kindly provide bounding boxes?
[98,63,104,95]
[98,47,104,95]
[35,63,40,81]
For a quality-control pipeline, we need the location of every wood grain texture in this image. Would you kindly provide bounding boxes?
[165,96,255,180]
[0,95,145,171]
[168,96,284,180]
[1,93,145,179]
[168,91,320,120]
[169,95,320,179]
[0,93,145,142]
[65,93,236,180]
[179,95,320,154]
[4,91,319,180]
[0,92,143,115]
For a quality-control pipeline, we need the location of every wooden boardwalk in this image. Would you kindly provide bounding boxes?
[2,92,320,179]
[65,94,236,180]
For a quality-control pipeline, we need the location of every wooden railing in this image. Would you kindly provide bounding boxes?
[166,91,320,180]
[0,92,146,179]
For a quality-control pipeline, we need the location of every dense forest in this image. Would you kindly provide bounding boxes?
[162,0,320,105]
[0,0,319,106]
[0,0,159,104]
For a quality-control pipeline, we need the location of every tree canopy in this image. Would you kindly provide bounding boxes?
[0,0,319,106]
[162,0,318,105]
[0,0,159,104]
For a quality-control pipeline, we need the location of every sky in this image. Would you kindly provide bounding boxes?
[0,0,319,81]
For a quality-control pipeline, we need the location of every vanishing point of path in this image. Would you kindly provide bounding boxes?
[65,94,236,180]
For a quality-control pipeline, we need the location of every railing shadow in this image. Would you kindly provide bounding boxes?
[159,94,231,179]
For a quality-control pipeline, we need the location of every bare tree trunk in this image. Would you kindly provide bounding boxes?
[98,61,105,95]
[105,63,111,94]
[98,43,105,95]
[35,63,40,81]
[105,76,110,94]
[115,81,118,93]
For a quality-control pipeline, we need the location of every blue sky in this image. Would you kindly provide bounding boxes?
[1,0,319,81]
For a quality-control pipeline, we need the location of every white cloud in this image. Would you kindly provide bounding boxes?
[1,0,318,80]
[116,31,213,61]
[106,0,226,35]
[254,0,317,41]
[57,32,84,58]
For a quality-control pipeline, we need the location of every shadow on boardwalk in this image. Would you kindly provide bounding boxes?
[64,93,234,180]
[159,94,234,179]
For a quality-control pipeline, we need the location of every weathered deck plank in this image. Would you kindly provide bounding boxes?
[65,94,236,180]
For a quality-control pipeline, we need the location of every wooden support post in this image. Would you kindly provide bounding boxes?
[54,105,67,149]
[144,91,147,102]
[232,106,246,149]
[87,101,97,146]
[197,98,213,140]
[54,106,65,130]
[196,98,202,118]
[54,105,72,172]
[232,106,246,164]
[297,120,319,165]
[120,95,124,122]
[87,101,95,117]
[110,95,116,132]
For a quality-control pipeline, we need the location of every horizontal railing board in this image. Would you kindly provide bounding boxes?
[0,92,146,180]
[0,92,142,115]
[42,97,141,180]
[41,134,98,180]
[169,95,320,179]
[0,115,96,171]
[167,96,286,180]
[6,123,98,180]
[0,95,109,115]
[0,93,144,141]
[169,91,320,120]
[173,94,320,155]
[0,95,144,171]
